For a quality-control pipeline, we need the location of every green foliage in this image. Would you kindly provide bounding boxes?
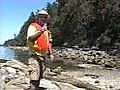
[52,0,120,48]
[4,0,120,49]
[46,2,62,46]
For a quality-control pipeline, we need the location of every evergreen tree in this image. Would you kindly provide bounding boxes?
[4,0,120,49]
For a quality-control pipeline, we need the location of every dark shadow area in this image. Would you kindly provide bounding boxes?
[38,87,47,90]
[24,87,47,90]
[0,59,9,63]
[46,59,80,71]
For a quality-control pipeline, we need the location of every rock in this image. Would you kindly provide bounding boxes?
[72,45,79,49]
[9,46,28,51]
[0,76,5,90]
[83,55,88,61]
[45,72,102,90]
[0,47,120,90]
[5,60,29,72]
[40,78,86,90]
[104,59,116,68]
[6,76,30,89]
[53,47,120,69]
[77,64,103,69]
[55,82,86,90]
[40,79,60,90]
[116,59,120,68]
[0,60,30,90]
[5,67,16,75]
[5,84,24,90]
[52,66,63,74]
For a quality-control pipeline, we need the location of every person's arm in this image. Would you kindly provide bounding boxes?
[48,31,54,60]
[48,45,54,60]
[28,31,44,41]
[27,25,44,42]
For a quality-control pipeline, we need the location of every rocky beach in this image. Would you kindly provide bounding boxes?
[0,46,120,90]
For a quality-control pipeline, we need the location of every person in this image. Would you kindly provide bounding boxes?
[27,10,54,90]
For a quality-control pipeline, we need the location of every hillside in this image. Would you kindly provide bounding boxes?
[4,0,120,50]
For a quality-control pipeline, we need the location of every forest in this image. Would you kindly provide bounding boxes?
[4,0,120,50]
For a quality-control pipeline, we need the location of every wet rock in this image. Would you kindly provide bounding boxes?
[53,47,120,69]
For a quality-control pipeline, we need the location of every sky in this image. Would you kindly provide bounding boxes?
[0,0,55,45]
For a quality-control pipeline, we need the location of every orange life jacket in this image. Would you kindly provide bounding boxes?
[31,22,52,52]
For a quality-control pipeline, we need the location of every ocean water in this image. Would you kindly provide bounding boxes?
[0,46,29,61]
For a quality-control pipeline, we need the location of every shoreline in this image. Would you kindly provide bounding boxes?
[8,46,28,51]
[3,46,120,68]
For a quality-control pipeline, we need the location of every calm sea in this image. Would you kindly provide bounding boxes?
[0,46,29,61]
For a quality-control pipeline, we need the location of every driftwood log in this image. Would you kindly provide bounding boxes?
[44,72,103,90]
